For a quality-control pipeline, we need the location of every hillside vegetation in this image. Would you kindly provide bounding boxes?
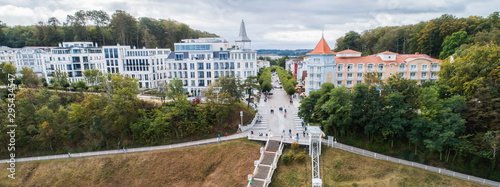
[271,146,484,187]
[0,139,261,187]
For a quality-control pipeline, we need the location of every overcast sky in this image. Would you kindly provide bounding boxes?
[0,0,499,49]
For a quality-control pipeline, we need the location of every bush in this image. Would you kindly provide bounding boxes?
[281,150,295,165]
[291,142,300,150]
[295,151,306,163]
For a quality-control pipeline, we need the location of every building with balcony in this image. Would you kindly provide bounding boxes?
[0,46,18,65]
[164,20,258,96]
[334,50,441,87]
[44,42,105,83]
[304,36,336,95]
[15,46,52,77]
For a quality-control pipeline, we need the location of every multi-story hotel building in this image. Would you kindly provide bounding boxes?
[11,20,258,94]
[14,46,51,77]
[0,46,17,65]
[334,50,440,88]
[304,36,336,95]
[167,20,257,96]
[45,42,105,83]
[305,37,441,95]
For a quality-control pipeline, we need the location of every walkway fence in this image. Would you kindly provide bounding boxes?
[0,133,248,164]
[328,141,500,187]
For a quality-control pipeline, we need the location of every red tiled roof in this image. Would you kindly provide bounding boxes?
[336,49,361,54]
[307,37,335,55]
[378,51,398,55]
[335,53,440,65]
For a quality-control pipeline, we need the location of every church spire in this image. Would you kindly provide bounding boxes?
[236,20,251,42]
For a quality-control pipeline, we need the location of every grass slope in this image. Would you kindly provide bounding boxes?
[271,145,485,187]
[0,139,262,187]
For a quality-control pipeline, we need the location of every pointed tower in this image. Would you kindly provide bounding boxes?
[305,35,336,95]
[235,20,251,49]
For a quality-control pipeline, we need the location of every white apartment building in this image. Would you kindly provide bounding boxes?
[15,47,51,77]
[13,20,258,93]
[102,44,171,89]
[167,20,257,96]
[0,46,17,65]
[45,42,105,83]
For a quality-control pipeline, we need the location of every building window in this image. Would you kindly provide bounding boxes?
[337,81,342,85]
[431,72,437,78]
[198,63,204,70]
[357,64,363,71]
[347,73,353,79]
[367,64,373,71]
[357,73,362,78]
[337,73,343,78]
[214,63,218,70]
[198,71,204,78]
[347,64,353,72]
[206,63,211,69]
[399,63,406,70]
[191,72,195,78]
[432,64,438,70]
[399,72,405,77]
[357,80,362,84]
[245,62,248,68]
[411,64,417,71]
[420,80,426,84]
[237,62,240,68]
[410,72,416,78]
[421,72,427,78]
[378,64,384,71]
[337,64,343,72]
[422,64,428,71]
[175,54,184,61]
[207,71,211,78]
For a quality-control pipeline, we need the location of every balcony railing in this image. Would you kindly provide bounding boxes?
[410,76,417,80]
[347,76,354,80]
[431,76,438,79]
[399,68,406,72]
[431,67,439,71]
[410,68,418,72]
[377,68,384,72]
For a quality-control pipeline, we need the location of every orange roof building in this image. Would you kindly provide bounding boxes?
[307,37,335,55]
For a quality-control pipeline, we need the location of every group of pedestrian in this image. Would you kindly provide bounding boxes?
[217,132,228,142]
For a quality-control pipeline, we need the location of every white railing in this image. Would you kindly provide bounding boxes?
[327,141,500,187]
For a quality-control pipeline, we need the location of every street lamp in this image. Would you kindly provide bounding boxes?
[240,111,244,126]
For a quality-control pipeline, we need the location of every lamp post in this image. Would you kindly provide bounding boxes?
[240,111,243,126]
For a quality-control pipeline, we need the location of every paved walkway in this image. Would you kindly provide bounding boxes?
[0,132,250,163]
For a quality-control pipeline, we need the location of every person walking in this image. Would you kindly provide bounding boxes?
[68,152,71,158]
[303,131,306,137]
[251,131,254,136]
[225,132,228,138]
[218,134,221,142]
[289,129,291,135]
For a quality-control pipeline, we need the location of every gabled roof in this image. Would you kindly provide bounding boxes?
[336,49,361,54]
[378,51,398,55]
[307,37,334,55]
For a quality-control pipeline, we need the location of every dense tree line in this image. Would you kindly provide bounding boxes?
[334,12,500,59]
[0,10,217,49]
[274,66,298,96]
[0,70,255,157]
[299,42,500,180]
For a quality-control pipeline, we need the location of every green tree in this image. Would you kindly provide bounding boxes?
[83,67,104,91]
[166,78,186,102]
[242,76,259,108]
[439,42,500,98]
[334,31,362,52]
[0,62,16,85]
[439,31,469,59]
[50,70,69,91]
[20,67,40,88]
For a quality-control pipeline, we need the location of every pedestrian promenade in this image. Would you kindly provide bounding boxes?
[0,132,249,163]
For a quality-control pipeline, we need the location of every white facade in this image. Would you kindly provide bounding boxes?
[45,42,105,83]
[167,37,257,96]
[13,21,258,92]
[15,47,50,77]
[0,46,17,65]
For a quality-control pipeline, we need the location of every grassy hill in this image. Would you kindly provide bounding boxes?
[0,139,262,187]
[271,145,485,187]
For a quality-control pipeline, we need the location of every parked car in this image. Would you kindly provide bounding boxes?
[269,91,273,95]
